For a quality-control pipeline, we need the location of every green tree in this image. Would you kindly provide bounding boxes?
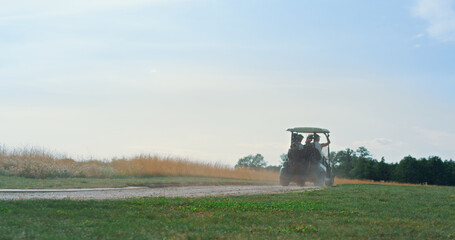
[446,159,455,186]
[427,156,445,185]
[333,148,356,178]
[235,154,266,169]
[356,146,371,158]
[330,147,455,186]
[376,157,391,181]
[328,151,337,168]
[393,156,421,183]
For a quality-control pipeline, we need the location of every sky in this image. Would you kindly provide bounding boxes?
[1,0,455,166]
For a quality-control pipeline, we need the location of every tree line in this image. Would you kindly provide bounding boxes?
[331,147,455,186]
[236,147,455,186]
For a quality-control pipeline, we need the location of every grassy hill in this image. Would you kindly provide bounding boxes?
[1,184,454,239]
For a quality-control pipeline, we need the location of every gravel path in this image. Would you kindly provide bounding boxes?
[0,185,318,200]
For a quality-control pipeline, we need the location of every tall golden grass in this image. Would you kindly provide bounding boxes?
[0,146,279,180]
[333,177,429,186]
[0,146,115,178]
[111,155,279,180]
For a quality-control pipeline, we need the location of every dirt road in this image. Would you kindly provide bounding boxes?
[0,185,318,200]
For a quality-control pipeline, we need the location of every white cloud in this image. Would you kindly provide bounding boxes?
[412,33,425,39]
[413,0,455,41]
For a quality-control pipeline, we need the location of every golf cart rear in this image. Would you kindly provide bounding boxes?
[280,127,334,186]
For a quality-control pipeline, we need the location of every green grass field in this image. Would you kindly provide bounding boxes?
[0,175,276,189]
[1,184,454,239]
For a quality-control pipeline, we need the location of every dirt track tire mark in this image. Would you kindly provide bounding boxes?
[0,185,319,200]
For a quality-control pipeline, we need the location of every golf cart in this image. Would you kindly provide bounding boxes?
[280,127,334,186]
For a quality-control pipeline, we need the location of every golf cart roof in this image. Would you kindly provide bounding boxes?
[287,127,330,134]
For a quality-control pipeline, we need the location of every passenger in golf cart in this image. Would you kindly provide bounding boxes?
[313,133,330,157]
[280,127,334,186]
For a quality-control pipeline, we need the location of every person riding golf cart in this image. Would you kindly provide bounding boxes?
[280,127,334,186]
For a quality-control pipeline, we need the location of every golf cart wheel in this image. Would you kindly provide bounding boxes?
[296,179,305,187]
[316,172,326,187]
[329,175,335,186]
[279,175,290,186]
[325,177,332,186]
[324,171,334,186]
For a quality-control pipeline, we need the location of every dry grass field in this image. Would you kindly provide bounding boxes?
[111,155,279,180]
[0,146,435,186]
[333,177,429,186]
[0,146,278,181]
